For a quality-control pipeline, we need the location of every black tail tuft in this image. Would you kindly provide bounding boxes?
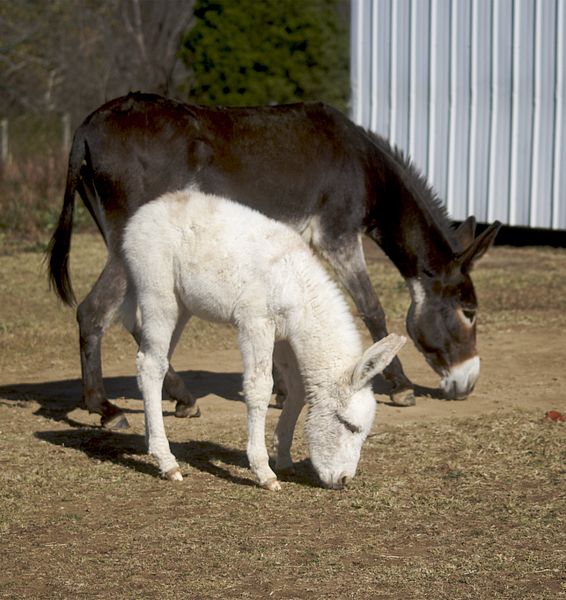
[46,131,85,306]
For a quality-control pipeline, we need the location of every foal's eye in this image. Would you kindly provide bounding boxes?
[422,268,435,279]
[336,413,362,434]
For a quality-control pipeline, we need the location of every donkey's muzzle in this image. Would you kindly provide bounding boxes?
[441,356,480,400]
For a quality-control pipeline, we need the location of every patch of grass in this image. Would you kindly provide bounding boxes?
[0,240,565,598]
[0,407,563,599]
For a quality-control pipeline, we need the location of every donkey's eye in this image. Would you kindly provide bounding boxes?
[461,307,476,323]
[422,268,435,279]
[463,308,475,320]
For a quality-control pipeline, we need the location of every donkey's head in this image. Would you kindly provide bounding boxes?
[405,218,501,399]
[306,334,406,489]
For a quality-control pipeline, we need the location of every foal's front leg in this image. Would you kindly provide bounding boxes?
[136,302,183,481]
[239,320,280,491]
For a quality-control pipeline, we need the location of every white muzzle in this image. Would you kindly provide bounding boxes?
[441,356,480,400]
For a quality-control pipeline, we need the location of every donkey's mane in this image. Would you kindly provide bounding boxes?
[365,130,461,249]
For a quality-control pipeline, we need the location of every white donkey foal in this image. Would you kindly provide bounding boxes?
[123,189,405,490]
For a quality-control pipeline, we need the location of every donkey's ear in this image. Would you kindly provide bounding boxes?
[454,216,477,248]
[351,334,406,392]
[456,220,502,273]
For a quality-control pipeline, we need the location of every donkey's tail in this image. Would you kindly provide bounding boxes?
[46,129,86,306]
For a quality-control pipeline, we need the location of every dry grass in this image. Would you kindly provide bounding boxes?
[0,404,564,599]
[1,235,565,599]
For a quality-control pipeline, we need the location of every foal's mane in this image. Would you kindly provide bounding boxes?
[364,130,462,250]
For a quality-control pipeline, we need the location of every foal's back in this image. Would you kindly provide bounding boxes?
[124,189,321,324]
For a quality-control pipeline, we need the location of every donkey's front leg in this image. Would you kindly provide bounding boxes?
[125,301,199,420]
[165,309,200,419]
[239,321,280,491]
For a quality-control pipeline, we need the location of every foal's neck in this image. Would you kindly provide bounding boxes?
[285,261,362,394]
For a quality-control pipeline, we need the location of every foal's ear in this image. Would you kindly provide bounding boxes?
[456,220,502,273]
[351,334,406,392]
[454,216,477,249]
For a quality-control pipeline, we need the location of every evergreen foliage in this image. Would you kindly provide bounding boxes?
[179,0,349,111]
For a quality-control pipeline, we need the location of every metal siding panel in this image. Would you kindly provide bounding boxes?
[446,0,458,216]
[467,0,491,223]
[390,0,412,149]
[531,0,557,228]
[372,0,392,134]
[350,0,364,124]
[409,0,431,177]
[427,0,439,187]
[350,0,564,230]
[487,0,513,225]
[429,0,452,204]
[509,0,535,227]
[351,0,373,128]
[552,0,565,229]
[447,0,472,220]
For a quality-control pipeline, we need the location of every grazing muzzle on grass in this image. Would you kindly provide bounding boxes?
[406,270,479,400]
[440,355,480,399]
[306,334,406,489]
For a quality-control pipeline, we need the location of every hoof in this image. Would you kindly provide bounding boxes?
[101,412,130,430]
[261,477,281,491]
[275,464,295,476]
[390,387,416,407]
[165,467,183,482]
[175,402,201,419]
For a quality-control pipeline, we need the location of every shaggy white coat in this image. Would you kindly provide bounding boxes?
[122,189,405,490]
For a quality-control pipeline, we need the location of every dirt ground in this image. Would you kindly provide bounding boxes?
[0,234,565,599]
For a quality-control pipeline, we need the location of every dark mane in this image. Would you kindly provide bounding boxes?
[364,129,462,251]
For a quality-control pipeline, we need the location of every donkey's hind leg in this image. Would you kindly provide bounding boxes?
[318,234,415,407]
[124,298,199,419]
[77,258,130,429]
[272,341,305,474]
[165,309,200,419]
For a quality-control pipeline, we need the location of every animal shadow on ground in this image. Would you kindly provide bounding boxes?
[0,369,445,428]
[0,370,320,487]
[33,427,255,486]
[0,370,244,426]
[34,426,319,488]
[372,376,445,402]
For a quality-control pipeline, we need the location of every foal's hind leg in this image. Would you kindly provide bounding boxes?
[239,319,280,490]
[272,342,305,474]
[318,235,415,407]
[77,258,130,429]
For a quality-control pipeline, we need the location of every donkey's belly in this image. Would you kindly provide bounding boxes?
[177,275,236,324]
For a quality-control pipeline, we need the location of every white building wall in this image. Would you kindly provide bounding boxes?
[351,0,566,230]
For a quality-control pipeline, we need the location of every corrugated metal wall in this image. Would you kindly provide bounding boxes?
[351,0,565,230]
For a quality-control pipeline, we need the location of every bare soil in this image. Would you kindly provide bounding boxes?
[0,234,564,599]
